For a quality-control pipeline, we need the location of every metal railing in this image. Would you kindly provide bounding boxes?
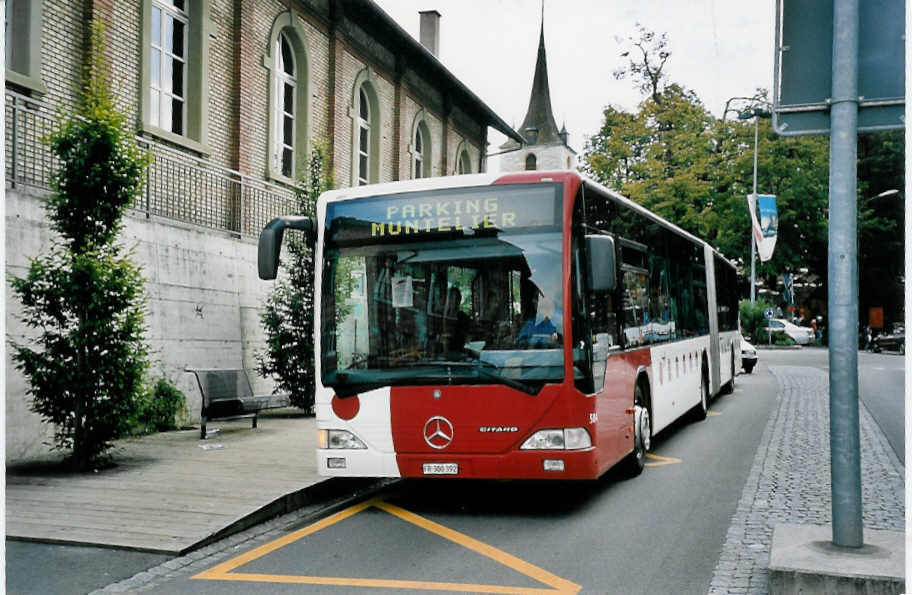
[5,90,298,238]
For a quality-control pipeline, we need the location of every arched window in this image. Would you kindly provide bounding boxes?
[350,68,380,186]
[276,32,296,178]
[413,128,424,178]
[525,153,537,171]
[265,13,309,182]
[458,150,471,175]
[357,87,371,186]
[410,113,431,179]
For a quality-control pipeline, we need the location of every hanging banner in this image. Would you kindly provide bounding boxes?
[783,272,794,306]
[747,193,778,262]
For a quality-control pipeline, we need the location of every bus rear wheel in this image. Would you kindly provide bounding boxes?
[721,350,735,395]
[691,361,709,421]
[621,384,650,477]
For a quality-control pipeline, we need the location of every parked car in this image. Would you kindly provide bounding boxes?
[763,318,816,345]
[872,325,905,354]
[740,335,758,373]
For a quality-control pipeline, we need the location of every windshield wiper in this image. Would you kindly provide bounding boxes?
[449,348,539,395]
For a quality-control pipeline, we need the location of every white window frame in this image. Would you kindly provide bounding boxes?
[357,87,371,186]
[275,31,297,179]
[4,0,45,94]
[413,128,424,179]
[150,0,189,136]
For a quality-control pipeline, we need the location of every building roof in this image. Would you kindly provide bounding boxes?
[501,22,567,150]
[336,1,523,144]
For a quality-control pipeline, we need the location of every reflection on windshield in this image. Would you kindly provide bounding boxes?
[322,233,564,389]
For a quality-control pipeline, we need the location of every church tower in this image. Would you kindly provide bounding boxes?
[500,21,576,172]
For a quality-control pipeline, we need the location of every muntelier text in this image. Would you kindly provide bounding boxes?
[371,196,519,236]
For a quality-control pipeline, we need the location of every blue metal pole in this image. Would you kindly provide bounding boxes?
[828,0,863,548]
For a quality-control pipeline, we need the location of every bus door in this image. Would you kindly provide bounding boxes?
[703,244,721,393]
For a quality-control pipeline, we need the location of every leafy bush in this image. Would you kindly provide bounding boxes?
[9,24,151,470]
[772,332,797,346]
[739,299,774,343]
[133,378,187,433]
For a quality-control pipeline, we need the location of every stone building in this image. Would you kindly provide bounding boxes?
[499,22,575,172]
[4,0,520,462]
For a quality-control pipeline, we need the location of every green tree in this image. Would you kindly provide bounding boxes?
[9,24,151,471]
[257,142,334,410]
[857,130,904,328]
[585,26,832,307]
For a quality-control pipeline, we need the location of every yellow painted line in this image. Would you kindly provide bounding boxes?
[193,498,375,579]
[197,573,564,594]
[377,501,580,594]
[644,453,681,467]
[193,497,581,594]
[708,411,721,417]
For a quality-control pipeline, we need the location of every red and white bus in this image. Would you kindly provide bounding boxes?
[258,170,740,480]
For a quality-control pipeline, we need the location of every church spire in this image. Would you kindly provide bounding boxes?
[517,16,562,146]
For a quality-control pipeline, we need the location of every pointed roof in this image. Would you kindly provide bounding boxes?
[502,22,564,149]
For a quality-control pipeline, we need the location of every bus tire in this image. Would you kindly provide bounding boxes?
[721,350,735,395]
[621,382,650,477]
[691,359,709,421]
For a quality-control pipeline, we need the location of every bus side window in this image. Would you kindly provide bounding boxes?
[621,266,648,347]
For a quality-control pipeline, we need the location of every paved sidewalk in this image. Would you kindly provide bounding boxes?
[708,365,905,594]
[6,410,344,555]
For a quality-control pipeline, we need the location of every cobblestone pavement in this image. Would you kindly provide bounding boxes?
[708,366,905,594]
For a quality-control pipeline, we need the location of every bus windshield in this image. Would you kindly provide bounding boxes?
[321,184,564,395]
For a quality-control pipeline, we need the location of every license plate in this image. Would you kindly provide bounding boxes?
[422,463,458,475]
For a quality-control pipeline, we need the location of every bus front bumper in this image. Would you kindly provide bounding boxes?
[317,448,600,480]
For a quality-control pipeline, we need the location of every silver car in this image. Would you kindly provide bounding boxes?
[764,318,816,345]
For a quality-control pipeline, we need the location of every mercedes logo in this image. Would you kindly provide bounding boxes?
[423,416,454,449]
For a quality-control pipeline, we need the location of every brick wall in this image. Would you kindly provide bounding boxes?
[41,0,85,110]
[206,0,238,169]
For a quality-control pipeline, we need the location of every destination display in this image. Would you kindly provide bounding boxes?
[326,184,561,242]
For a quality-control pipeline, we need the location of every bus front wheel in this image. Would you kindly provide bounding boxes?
[621,384,650,477]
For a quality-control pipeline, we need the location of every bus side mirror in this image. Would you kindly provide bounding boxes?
[258,216,316,280]
[585,235,616,292]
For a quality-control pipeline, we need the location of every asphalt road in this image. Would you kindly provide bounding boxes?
[760,347,905,464]
[4,541,170,595]
[127,367,778,594]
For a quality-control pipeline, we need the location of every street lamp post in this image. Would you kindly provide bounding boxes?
[738,107,771,305]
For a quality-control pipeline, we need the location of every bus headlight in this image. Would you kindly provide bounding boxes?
[520,428,592,450]
[318,429,367,449]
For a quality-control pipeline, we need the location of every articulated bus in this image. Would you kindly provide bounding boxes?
[258,170,739,480]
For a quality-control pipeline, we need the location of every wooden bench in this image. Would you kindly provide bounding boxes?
[186,368,291,439]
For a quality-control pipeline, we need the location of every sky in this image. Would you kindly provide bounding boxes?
[372,0,777,169]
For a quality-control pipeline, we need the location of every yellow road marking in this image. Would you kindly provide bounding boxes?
[708,411,721,417]
[193,497,581,594]
[644,453,681,467]
[193,498,374,579]
[378,501,580,593]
